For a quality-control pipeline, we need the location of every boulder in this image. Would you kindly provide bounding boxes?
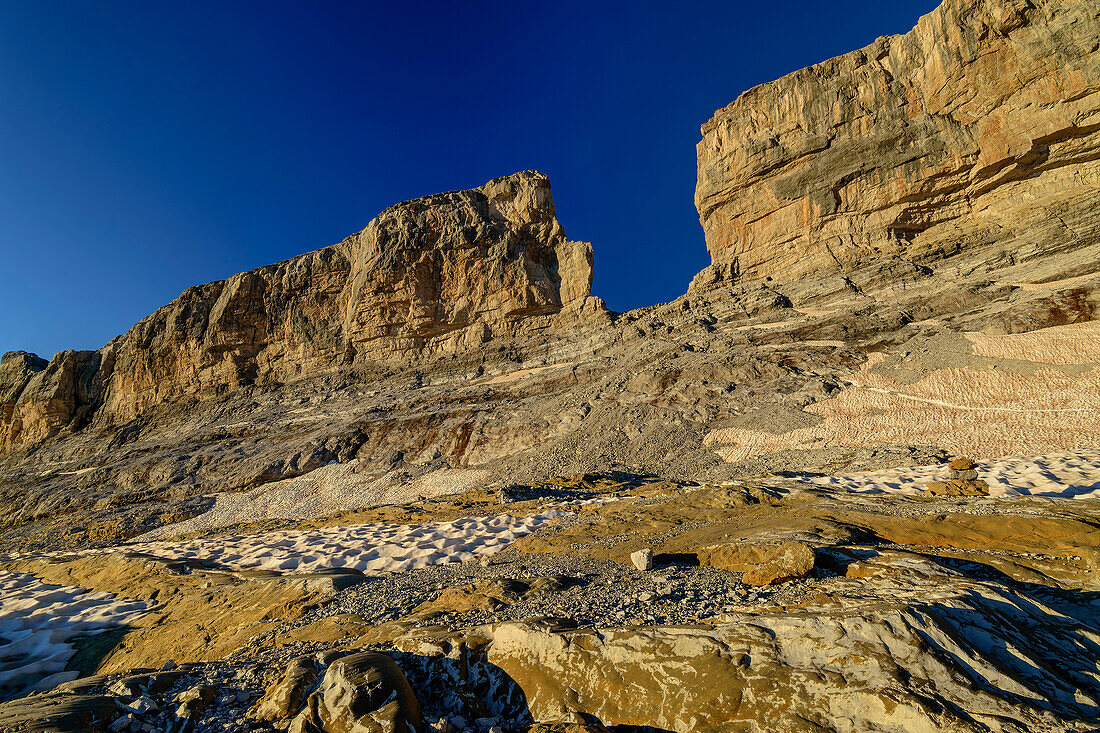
[630,548,653,571]
[292,652,424,733]
[741,542,815,586]
[696,543,773,572]
[252,656,321,722]
[948,457,980,481]
[174,684,216,718]
[926,479,989,497]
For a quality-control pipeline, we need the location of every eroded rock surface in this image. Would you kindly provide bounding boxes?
[740,541,815,586]
[695,0,1100,309]
[291,652,424,733]
[1,475,1098,732]
[0,3,1099,730]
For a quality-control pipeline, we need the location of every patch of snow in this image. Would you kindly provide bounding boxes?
[121,510,571,574]
[805,450,1100,498]
[0,571,151,697]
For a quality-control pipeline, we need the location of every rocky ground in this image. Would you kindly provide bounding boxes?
[0,463,1098,732]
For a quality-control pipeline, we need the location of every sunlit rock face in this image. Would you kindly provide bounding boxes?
[694,0,1100,302]
[1,0,1099,561]
[0,171,598,447]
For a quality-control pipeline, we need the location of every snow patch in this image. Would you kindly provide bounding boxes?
[805,450,1100,498]
[0,571,151,697]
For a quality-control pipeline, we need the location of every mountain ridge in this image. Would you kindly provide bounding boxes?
[0,0,1096,557]
[1,2,1099,730]
[1,170,601,451]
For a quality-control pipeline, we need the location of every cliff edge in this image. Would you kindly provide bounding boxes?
[694,0,1100,304]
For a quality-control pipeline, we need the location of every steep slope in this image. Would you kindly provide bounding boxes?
[694,0,1100,309]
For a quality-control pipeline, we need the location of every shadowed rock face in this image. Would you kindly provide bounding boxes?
[694,0,1100,302]
[0,350,107,453]
[0,171,597,449]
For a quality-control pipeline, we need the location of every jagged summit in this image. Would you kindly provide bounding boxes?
[0,171,600,450]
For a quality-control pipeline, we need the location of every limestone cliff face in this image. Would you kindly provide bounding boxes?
[694,0,1100,301]
[1,171,597,449]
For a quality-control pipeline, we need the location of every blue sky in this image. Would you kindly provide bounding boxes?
[0,0,939,358]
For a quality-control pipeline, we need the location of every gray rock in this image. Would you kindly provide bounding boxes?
[122,696,157,715]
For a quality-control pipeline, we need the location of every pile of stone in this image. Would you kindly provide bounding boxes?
[926,458,989,497]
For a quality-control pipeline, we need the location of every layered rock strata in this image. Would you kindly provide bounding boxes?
[694,0,1100,303]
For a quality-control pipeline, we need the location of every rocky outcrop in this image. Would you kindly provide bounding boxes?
[0,349,108,452]
[6,463,1100,732]
[740,540,815,586]
[470,568,1100,732]
[0,351,46,451]
[0,351,47,405]
[694,0,1100,303]
[0,171,598,450]
[0,688,119,733]
[378,542,1100,732]
[289,652,425,733]
[252,657,321,723]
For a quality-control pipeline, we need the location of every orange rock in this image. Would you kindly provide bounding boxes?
[742,541,816,586]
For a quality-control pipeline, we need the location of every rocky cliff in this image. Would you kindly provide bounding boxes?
[694,0,1100,304]
[0,0,1098,553]
[0,171,598,451]
[1,3,1099,731]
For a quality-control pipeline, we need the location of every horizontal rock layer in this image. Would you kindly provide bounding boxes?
[0,171,598,450]
[694,0,1100,301]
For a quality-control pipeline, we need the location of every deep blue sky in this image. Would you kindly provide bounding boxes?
[1,0,939,358]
